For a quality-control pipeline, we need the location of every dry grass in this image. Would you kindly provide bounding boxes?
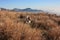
[0,10,60,40]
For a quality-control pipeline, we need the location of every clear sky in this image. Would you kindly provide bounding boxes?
[0,0,60,13]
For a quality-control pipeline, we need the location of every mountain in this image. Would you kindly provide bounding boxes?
[0,8,10,11]
[0,8,7,10]
[12,8,43,13]
[0,8,44,13]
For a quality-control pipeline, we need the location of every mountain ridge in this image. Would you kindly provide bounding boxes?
[0,8,44,13]
[12,8,43,12]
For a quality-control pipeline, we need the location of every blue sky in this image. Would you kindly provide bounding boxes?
[0,0,60,13]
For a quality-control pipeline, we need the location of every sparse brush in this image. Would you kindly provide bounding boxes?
[0,10,60,40]
[0,27,12,40]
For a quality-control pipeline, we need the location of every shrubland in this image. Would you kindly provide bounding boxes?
[0,10,60,40]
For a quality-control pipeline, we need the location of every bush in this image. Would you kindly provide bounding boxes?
[0,28,12,40]
[30,20,52,30]
[19,14,25,19]
[57,21,60,25]
[42,31,53,40]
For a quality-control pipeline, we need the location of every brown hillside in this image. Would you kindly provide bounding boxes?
[0,10,60,40]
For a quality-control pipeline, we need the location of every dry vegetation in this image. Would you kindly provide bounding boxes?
[0,10,60,40]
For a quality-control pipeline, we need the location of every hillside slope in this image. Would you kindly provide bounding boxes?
[0,10,60,40]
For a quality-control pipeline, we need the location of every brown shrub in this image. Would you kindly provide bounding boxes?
[0,10,60,40]
[30,20,52,31]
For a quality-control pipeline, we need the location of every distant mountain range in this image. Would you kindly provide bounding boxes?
[12,8,43,13]
[0,8,44,13]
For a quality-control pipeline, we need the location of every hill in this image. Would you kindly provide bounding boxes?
[0,8,43,13]
[0,10,60,40]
